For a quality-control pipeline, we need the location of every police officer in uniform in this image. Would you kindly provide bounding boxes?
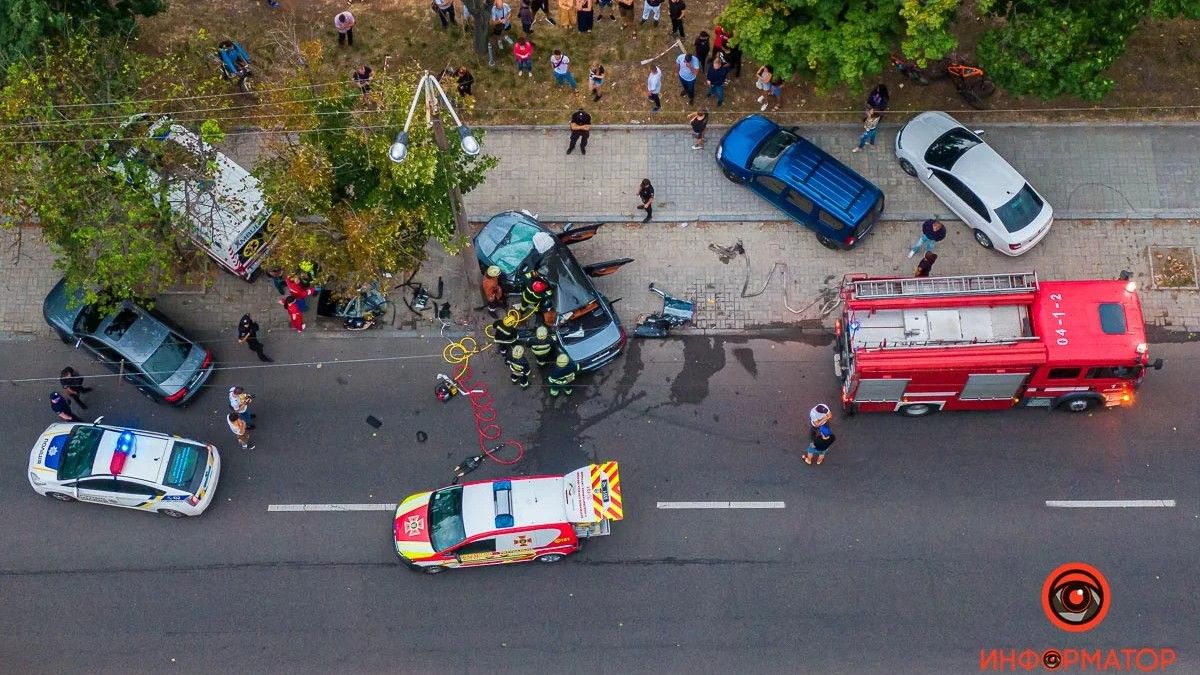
[505,345,531,389]
[547,352,580,397]
[528,324,556,367]
[490,314,520,357]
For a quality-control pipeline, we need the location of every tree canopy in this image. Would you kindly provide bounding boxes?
[254,40,497,295]
[0,0,166,67]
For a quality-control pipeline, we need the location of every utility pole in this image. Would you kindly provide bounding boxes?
[425,80,478,287]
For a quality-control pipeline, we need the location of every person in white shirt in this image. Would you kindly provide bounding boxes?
[646,64,662,111]
[551,49,577,90]
[334,11,355,46]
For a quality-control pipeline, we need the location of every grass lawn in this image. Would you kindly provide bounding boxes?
[142,1,1200,126]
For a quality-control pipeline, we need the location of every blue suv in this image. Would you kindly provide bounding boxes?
[717,115,885,249]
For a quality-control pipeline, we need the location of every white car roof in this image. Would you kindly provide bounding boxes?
[953,145,1028,209]
[461,477,568,537]
[144,118,268,253]
[32,423,179,485]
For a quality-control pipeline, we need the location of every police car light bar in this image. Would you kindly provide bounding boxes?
[109,430,137,475]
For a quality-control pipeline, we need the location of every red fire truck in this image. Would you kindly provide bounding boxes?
[833,272,1163,416]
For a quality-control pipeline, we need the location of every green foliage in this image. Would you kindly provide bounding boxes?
[716,0,897,87]
[899,0,961,66]
[0,30,226,308]
[255,49,497,294]
[0,0,166,68]
[978,0,1149,101]
[1151,0,1200,19]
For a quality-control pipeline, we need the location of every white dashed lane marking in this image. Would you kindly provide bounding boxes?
[656,501,786,509]
[268,503,397,512]
[1045,500,1175,508]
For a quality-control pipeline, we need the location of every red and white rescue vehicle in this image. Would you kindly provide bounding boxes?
[393,462,623,573]
[834,272,1162,416]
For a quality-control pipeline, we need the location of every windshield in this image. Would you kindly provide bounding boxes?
[429,487,466,551]
[541,248,595,315]
[59,426,104,480]
[749,129,798,172]
[142,334,193,384]
[164,442,207,492]
[923,128,982,171]
[995,184,1045,233]
[478,215,542,275]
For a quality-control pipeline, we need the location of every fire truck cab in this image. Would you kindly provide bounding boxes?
[834,272,1162,416]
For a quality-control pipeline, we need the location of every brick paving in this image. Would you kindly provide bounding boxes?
[2,123,1199,343]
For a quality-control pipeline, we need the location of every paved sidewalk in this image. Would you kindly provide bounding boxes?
[3,123,1199,344]
[464,123,1200,223]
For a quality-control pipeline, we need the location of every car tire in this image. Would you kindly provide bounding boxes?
[422,565,447,575]
[160,509,187,518]
[899,158,917,177]
[815,234,840,251]
[536,553,566,563]
[898,403,937,417]
[47,492,75,502]
[721,166,743,184]
[972,229,994,249]
[56,330,72,345]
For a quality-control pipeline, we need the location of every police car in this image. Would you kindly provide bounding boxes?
[394,463,623,573]
[27,421,221,517]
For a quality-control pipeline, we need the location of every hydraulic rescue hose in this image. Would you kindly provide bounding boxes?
[442,335,525,465]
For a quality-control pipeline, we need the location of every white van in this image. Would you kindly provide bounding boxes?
[111,115,282,280]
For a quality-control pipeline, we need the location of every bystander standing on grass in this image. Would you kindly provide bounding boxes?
[589,61,606,101]
[646,64,662,111]
[551,49,577,90]
[667,0,686,38]
[705,52,728,107]
[334,11,355,47]
[693,30,710,76]
[514,36,534,77]
[617,0,636,37]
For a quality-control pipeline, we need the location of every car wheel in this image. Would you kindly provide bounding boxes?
[1057,396,1098,413]
[973,229,994,249]
[160,509,187,518]
[815,234,840,251]
[56,330,72,345]
[422,565,447,575]
[721,166,743,184]
[899,159,917,177]
[47,492,75,502]
[898,403,936,417]
[537,553,565,563]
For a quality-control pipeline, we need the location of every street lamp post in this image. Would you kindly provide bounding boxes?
[389,71,481,286]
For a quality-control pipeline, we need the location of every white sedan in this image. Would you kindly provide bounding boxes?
[28,421,221,517]
[895,111,1053,255]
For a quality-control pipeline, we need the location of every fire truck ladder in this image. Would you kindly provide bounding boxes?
[851,272,1038,299]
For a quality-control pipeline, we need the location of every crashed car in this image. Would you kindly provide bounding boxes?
[474,211,632,371]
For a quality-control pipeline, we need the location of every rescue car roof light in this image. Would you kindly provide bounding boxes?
[494,481,514,528]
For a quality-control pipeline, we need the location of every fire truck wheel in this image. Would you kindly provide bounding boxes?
[972,229,994,249]
[898,403,937,417]
[536,553,565,563]
[1057,395,1099,413]
[899,158,917,177]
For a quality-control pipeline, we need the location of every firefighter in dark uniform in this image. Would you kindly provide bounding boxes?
[528,324,556,367]
[547,352,580,397]
[505,345,531,389]
[490,314,520,357]
[521,277,553,313]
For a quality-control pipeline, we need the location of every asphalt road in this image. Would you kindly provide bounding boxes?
[0,334,1196,674]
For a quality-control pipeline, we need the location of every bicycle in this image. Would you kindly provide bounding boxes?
[946,63,996,110]
[890,54,930,86]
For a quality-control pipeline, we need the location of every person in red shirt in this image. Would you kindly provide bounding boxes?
[513,35,533,77]
[282,295,306,332]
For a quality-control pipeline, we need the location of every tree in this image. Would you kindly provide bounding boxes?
[464,0,493,58]
[0,0,166,68]
[0,30,226,308]
[717,0,963,88]
[254,41,497,295]
[976,0,1149,101]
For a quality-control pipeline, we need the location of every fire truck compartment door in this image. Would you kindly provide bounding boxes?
[854,378,909,402]
[959,373,1029,400]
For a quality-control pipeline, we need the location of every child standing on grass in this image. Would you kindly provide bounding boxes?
[589,62,606,101]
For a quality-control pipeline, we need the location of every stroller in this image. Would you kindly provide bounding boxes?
[316,281,392,330]
[633,283,695,338]
[217,40,253,93]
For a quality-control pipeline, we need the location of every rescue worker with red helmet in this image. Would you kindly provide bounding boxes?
[547,352,580,397]
[521,275,553,313]
[505,345,531,389]
[528,324,556,368]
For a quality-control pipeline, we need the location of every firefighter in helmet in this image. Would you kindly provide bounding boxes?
[490,313,520,357]
[521,276,553,313]
[547,352,580,397]
[505,345,531,389]
[528,324,556,368]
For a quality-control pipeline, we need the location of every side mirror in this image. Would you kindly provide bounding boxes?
[1152,358,1164,371]
[973,129,986,136]
[562,222,573,232]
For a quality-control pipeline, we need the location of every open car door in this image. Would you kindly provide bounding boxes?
[583,258,634,278]
[557,222,606,245]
